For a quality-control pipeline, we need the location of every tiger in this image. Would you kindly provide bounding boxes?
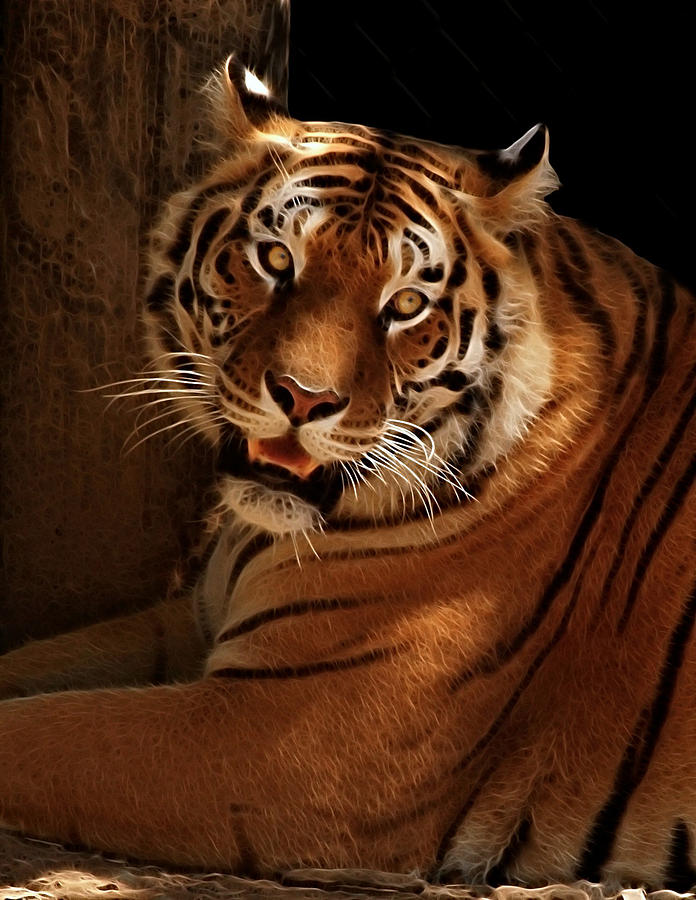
[1,55,695,891]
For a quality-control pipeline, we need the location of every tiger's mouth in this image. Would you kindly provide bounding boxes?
[217,426,344,515]
[247,434,321,480]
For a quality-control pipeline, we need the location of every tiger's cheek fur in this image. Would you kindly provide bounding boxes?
[389,304,457,387]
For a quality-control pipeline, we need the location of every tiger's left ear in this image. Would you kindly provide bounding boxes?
[204,55,291,150]
[471,124,560,233]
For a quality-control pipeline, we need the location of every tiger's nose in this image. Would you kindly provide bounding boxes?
[264,372,346,426]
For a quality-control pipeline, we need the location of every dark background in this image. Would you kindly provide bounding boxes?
[288,2,693,291]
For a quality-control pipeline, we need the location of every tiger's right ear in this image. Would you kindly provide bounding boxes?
[204,55,291,149]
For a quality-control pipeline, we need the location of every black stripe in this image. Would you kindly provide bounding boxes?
[240,188,263,216]
[617,451,696,632]
[216,596,372,644]
[554,227,617,357]
[193,207,229,276]
[293,174,353,189]
[388,142,450,170]
[386,170,446,217]
[211,643,406,680]
[296,130,375,149]
[433,758,499,874]
[557,223,592,272]
[389,194,436,233]
[600,362,696,616]
[225,532,273,599]
[481,267,500,302]
[168,163,279,266]
[437,368,471,393]
[485,322,506,354]
[646,269,677,396]
[431,337,448,359]
[446,257,468,291]
[167,205,211,267]
[392,141,447,169]
[402,227,429,256]
[611,255,650,397]
[383,152,451,188]
[215,247,231,277]
[436,539,602,872]
[563,218,671,398]
[166,180,247,266]
[452,206,476,246]
[421,265,445,283]
[450,378,499,469]
[577,578,696,881]
[290,149,372,171]
[665,820,696,891]
[485,815,532,886]
[322,194,366,209]
[145,274,174,312]
[177,276,194,313]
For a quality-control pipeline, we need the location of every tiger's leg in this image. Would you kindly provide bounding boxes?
[0,593,206,700]
[0,668,422,871]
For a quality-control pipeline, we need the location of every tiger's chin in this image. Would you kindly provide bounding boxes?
[218,476,324,535]
[216,429,346,535]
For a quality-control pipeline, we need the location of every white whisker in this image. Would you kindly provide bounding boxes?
[131,396,217,416]
[123,411,218,455]
[380,437,468,496]
[339,462,359,500]
[164,416,224,453]
[368,446,440,525]
[290,531,302,569]
[104,387,211,399]
[385,418,436,460]
[302,530,322,561]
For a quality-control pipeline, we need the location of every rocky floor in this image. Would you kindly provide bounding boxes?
[2,832,694,900]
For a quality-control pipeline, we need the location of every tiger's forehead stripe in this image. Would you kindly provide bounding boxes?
[199,136,456,273]
[165,157,281,266]
[160,129,469,286]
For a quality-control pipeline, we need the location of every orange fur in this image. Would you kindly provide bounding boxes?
[1,62,694,888]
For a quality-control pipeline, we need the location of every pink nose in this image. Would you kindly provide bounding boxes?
[265,372,345,426]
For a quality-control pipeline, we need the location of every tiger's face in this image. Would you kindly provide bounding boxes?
[145,59,557,535]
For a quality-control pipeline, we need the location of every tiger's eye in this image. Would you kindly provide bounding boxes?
[392,289,427,318]
[259,241,293,277]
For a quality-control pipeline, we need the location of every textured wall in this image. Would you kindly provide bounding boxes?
[1,0,288,651]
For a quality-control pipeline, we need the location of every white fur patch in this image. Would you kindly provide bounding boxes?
[218,476,323,535]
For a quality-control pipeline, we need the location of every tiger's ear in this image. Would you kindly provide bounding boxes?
[471,124,560,233]
[204,55,291,150]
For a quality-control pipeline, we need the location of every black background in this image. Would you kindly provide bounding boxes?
[288,2,693,291]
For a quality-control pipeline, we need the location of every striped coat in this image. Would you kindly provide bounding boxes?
[0,57,694,889]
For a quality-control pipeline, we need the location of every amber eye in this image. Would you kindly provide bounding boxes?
[390,289,428,320]
[258,241,294,278]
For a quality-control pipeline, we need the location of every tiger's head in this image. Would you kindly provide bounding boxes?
[144,58,559,536]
